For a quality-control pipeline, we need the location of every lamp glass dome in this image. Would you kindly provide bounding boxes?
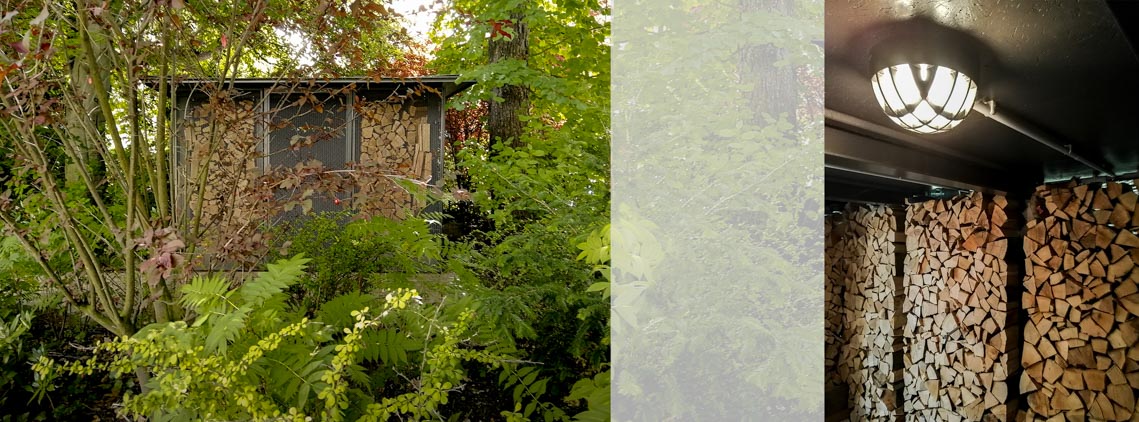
[871,63,978,134]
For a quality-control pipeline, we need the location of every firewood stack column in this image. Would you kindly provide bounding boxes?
[830,204,906,420]
[1020,181,1139,421]
[902,192,1023,421]
[826,216,847,391]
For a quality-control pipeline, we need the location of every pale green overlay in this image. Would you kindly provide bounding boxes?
[612,0,824,419]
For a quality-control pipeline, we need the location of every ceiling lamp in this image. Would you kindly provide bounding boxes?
[871,63,978,134]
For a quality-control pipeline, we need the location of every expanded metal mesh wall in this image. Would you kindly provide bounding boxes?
[267,93,354,217]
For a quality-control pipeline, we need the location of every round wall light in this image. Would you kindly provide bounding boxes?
[870,63,978,134]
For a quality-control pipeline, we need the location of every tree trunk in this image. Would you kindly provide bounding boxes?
[739,0,797,128]
[64,20,109,188]
[487,11,530,156]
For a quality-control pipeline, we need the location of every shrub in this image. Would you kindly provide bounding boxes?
[31,255,544,421]
[270,212,451,313]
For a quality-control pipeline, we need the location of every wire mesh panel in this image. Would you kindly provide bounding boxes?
[267,93,353,218]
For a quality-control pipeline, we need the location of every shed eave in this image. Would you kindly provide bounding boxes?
[153,75,475,99]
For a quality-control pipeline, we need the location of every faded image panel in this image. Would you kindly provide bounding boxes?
[611,0,824,419]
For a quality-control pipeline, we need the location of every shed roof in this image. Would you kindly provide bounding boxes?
[159,74,475,99]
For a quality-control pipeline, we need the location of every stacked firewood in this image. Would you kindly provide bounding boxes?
[1020,181,1139,421]
[902,192,1021,421]
[356,101,429,219]
[183,100,260,227]
[826,216,849,391]
[830,204,905,420]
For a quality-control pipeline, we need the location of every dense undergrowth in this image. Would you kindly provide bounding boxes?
[3,210,611,421]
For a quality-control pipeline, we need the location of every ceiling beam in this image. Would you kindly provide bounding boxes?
[825,167,929,192]
[824,184,911,205]
[826,195,896,206]
[825,125,1030,195]
[825,109,1007,171]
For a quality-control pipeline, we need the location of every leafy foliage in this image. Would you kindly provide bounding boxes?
[497,364,569,422]
[0,266,121,419]
[610,0,822,417]
[567,370,611,422]
[32,256,537,421]
[426,0,613,419]
[270,212,453,313]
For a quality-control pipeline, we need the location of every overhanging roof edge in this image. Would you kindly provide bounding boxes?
[151,75,475,98]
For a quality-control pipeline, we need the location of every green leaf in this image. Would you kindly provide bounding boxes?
[239,254,310,306]
[530,378,548,396]
[205,306,250,354]
[316,292,377,329]
[520,370,539,388]
[179,275,232,314]
[298,383,311,409]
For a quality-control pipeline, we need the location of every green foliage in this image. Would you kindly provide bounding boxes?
[241,254,311,306]
[565,224,611,421]
[1,0,615,419]
[357,307,513,421]
[567,370,611,422]
[0,237,48,413]
[177,254,311,355]
[32,256,536,421]
[358,329,419,366]
[496,364,569,422]
[0,285,122,419]
[0,309,33,407]
[428,1,613,419]
[610,0,822,417]
[433,0,611,270]
[577,224,611,301]
[32,255,321,420]
[271,212,451,312]
[0,235,39,315]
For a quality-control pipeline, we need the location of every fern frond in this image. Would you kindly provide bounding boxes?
[499,365,561,420]
[205,305,250,355]
[358,329,419,366]
[264,342,331,411]
[240,254,311,307]
[247,295,291,335]
[179,275,233,315]
[316,292,377,329]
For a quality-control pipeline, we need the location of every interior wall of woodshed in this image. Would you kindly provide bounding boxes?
[827,182,1139,421]
[826,193,1023,422]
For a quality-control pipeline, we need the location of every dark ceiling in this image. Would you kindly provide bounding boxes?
[825,0,1139,208]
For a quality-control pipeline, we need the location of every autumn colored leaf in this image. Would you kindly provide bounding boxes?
[489,19,513,40]
[9,40,27,54]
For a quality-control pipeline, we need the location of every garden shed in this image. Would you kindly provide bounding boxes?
[824,1,1139,421]
[168,76,472,230]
